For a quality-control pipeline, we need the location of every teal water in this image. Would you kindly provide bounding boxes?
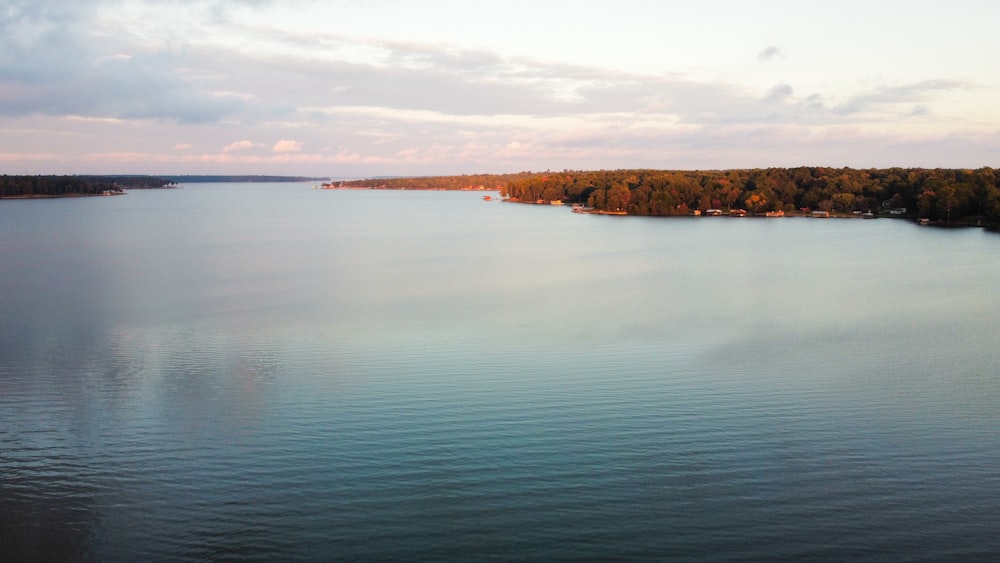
[2,184,999,560]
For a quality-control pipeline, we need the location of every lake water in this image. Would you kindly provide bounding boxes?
[2,183,999,560]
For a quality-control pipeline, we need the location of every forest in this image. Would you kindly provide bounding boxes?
[498,167,1000,225]
[338,172,538,191]
[0,175,174,198]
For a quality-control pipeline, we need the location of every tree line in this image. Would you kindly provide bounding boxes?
[339,172,538,191]
[0,175,175,198]
[499,167,1000,224]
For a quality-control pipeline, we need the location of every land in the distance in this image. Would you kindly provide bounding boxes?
[161,175,329,183]
[0,175,330,198]
[6,168,1000,228]
[338,167,1000,227]
[0,175,176,198]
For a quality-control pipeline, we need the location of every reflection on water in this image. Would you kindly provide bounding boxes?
[2,185,1000,560]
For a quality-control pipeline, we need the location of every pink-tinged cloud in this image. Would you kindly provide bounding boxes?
[0,152,57,161]
[67,149,396,167]
[172,143,193,151]
[223,140,257,153]
[272,140,302,153]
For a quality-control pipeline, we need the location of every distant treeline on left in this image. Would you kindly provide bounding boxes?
[0,175,174,198]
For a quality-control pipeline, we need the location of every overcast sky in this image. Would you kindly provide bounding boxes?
[2,0,998,176]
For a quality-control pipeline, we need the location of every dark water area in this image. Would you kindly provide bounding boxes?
[2,184,999,560]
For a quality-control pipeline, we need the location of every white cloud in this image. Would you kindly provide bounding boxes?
[272,139,302,153]
[94,54,133,65]
[222,140,257,153]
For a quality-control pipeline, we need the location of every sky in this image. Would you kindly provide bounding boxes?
[1,0,998,177]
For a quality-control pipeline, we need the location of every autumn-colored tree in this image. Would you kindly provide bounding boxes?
[744,192,767,215]
[831,193,856,213]
[605,183,631,211]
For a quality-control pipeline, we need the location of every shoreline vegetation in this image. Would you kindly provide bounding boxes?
[336,167,1000,229]
[0,175,176,199]
[6,168,1000,229]
[0,175,329,198]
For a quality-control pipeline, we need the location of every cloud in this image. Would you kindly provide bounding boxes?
[94,54,133,65]
[1,1,997,175]
[833,80,971,115]
[805,94,825,111]
[272,139,302,152]
[758,46,783,62]
[764,84,794,104]
[223,140,257,153]
[0,1,248,123]
[0,151,57,162]
[0,3,768,126]
[0,1,948,133]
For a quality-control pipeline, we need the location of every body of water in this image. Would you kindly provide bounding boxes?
[2,184,999,560]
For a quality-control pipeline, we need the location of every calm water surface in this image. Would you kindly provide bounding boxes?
[2,184,999,560]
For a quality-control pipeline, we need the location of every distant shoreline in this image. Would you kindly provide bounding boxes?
[0,175,175,199]
[165,175,329,183]
[1,192,127,200]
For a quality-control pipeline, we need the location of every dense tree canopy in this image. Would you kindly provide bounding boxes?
[1,175,174,197]
[499,167,1000,225]
[339,173,537,191]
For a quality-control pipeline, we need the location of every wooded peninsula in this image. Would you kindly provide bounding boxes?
[0,175,175,198]
[0,175,330,198]
[341,167,1000,226]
